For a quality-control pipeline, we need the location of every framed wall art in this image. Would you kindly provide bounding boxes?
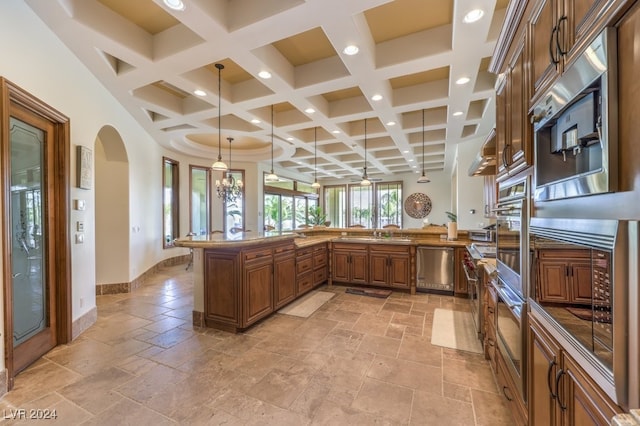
[77,145,92,190]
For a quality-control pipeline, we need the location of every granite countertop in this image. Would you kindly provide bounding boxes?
[175,229,473,249]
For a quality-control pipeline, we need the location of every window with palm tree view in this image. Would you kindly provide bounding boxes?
[264,175,319,231]
[324,182,402,228]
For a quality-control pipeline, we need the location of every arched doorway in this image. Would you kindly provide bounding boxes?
[95,126,130,290]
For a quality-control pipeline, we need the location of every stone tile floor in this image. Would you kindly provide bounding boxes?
[0,264,512,425]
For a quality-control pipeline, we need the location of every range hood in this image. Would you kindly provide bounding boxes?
[468,128,496,176]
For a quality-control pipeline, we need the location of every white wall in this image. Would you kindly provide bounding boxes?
[456,137,489,230]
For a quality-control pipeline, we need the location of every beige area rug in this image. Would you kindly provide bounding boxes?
[278,290,335,318]
[431,308,483,354]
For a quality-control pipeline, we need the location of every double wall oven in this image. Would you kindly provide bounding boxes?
[494,177,530,401]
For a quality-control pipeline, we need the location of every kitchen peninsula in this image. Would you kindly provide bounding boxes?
[175,227,473,332]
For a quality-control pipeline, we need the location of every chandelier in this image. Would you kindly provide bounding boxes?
[216,137,243,203]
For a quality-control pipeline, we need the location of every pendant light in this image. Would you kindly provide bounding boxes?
[360,118,371,186]
[211,63,228,171]
[311,126,321,189]
[215,137,243,203]
[417,108,431,183]
[265,104,279,182]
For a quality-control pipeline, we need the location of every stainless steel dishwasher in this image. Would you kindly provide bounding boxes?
[416,246,454,293]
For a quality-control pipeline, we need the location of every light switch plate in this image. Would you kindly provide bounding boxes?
[75,233,84,244]
[74,199,86,210]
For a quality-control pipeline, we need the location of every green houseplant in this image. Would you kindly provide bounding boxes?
[307,206,328,227]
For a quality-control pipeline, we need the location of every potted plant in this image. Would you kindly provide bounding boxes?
[445,211,458,240]
[307,206,329,227]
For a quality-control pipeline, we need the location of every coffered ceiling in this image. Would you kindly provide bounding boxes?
[25,0,507,182]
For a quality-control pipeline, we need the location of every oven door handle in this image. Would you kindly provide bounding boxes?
[462,262,478,284]
[495,285,523,310]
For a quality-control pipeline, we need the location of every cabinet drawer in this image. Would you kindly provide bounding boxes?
[296,247,313,257]
[332,242,367,251]
[313,267,327,285]
[243,247,272,262]
[313,243,327,253]
[297,272,313,295]
[274,243,295,254]
[314,252,327,268]
[296,256,313,274]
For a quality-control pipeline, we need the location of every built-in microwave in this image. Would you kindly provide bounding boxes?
[532,28,617,202]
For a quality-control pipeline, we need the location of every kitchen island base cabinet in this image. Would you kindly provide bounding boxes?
[274,250,296,310]
[528,313,623,426]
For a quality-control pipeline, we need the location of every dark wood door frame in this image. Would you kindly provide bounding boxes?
[1,78,72,390]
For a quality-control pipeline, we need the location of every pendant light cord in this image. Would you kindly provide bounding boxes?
[271,105,274,173]
[216,63,223,161]
[314,127,317,180]
[364,118,367,176]
[422,109,425,173]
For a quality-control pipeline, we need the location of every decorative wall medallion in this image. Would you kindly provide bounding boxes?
[404,193,432,218]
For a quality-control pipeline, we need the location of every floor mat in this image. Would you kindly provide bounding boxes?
[345,287,392,298]
[277,290,335,318]
[431,308,483,354]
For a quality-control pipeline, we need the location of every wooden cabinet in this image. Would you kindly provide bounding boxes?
[313,243,329,286]
[274,245,296,309]
[496,30,532,180]
[496,349,528,426]
[529,0,619,103]
[528,313,623,426]
[368,244,411,289]
[243,252,273,325]
[332,242,368,285]
[484,280,498,371]
[296,246,314,295]
[454,247,469,295]
[537,249,591,305]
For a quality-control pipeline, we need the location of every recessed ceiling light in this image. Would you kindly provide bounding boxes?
[193,89,206,97]
[332,130,341,134]
[463,9,484,23]
[387,121,396,126]
[403,150,409,153]
[343,45,359,55]
[371,94,383,101]
[453,111,464,116]
[258,70,272,79]
[305,108,315,114]
[456,77,470,85]
[287,137,294,141]
[409,159,414,162]
[251,119,261,124]
[163,0,185,11]
[412,165,417,168]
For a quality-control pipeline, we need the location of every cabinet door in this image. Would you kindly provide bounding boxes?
[530,0,561,98]
[569,262,592,304]
[538,260,570,303]
[561,353,623,426]
[243,261,273,326]
[388,253,410,288]
[561,0,616,68]
[204,250,239,325]
[507,33,532,173]
[529,315,561,426]
[274,253,296,309]
[332,250,350,282]
[369,253,389,286]
[350,251,369,284]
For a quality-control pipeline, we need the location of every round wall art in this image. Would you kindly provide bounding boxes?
[404,193,432,219]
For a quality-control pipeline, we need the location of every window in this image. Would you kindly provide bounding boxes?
[163,157,179,247]
[223,169,245,234]
[263,174,318,231]
[324,181,403,228]
[189,165,210,235]
[324,185,346,228]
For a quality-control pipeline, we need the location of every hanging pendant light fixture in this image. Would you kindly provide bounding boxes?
[360,118,371,186]
[311,126,321,189]
[265,104,279,182]
[417,108,431,183]
[211,63,228,171]
[216,137,243,203]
